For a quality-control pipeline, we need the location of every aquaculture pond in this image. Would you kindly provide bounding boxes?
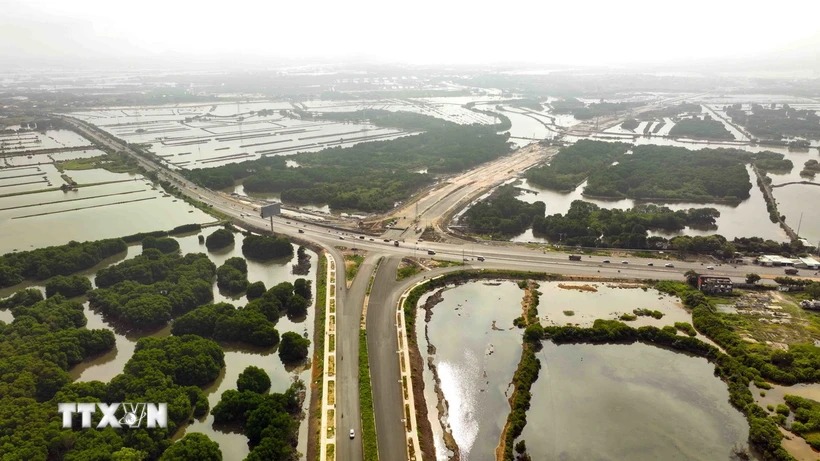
[416,280,525,460]
[517,342,756,461]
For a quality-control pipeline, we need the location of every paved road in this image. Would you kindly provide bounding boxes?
[365,256,406,461]
[62,115,818,461]
[336,255,381,461]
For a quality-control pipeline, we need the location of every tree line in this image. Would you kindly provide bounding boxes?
[524,140,631,192]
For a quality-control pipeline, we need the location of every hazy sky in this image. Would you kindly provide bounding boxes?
[2,0,819,69]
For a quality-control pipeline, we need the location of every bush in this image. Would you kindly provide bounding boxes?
[246,281,267,301]
[205,229,235,251]
[279,332,310,364]
[45,275,92,298]
[142,236,180,254]
[242,235,293,261]
[237,366,271,394]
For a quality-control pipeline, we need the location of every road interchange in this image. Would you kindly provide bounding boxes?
[60,115,816,461]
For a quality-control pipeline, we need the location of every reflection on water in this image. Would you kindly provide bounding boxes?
[519,343,755,461]
[417,281,524,460]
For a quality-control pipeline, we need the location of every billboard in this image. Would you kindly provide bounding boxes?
[260,201,281,218]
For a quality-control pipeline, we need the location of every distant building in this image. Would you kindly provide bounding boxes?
[757,255,796,267]
[698,275,733,294]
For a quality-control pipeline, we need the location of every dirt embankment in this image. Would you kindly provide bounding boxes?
[409,289,446,461]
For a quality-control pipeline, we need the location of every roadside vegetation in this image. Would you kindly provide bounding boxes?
[620,118,639,130]
[359,330,379,461]
[396,258,423,281]
[345,253,365,282]
[184,111,511,213]
[524,140,630,192]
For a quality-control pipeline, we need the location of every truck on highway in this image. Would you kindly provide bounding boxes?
[393,241,399,247]
[569,255,582,261]
[785,268,799,275]
[427,250,436,255]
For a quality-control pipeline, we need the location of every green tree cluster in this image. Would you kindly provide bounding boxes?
[205,228,235,251]
[237,366,271,394]
[171,302,279,347]
[726,104,820,140]
[242,234,294,261]
[464,185,546,238]
[216,257,249,294]
[0,238,127,288]
[45,275,92,298]
[525,140,631,191]
[160,433,222,461]
[583,145,765,201]
[784,395,820,449]
[638,102,702,120]
[668,117,735,140]
[185,111,511,212]
[279,332,310,364]
[142,236,180,254]
[211,382,303,460]
[531,200,720,249]
[89,251,215,329]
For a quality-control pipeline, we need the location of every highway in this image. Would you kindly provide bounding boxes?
[60,115,816,461]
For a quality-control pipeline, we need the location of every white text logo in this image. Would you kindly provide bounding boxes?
[58,402,167,429]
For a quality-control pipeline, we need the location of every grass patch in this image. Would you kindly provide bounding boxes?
[619,313,637,321]
[326,444,334,461]
[359,330,379,461]
[55,152,139,174]
[345,254,365,283]
[312,255,328,461]
[674,322,697,337]
[397,258,423,281]
[430,258,464,268]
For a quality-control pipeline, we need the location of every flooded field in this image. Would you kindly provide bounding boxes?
[68,102,411,169]
[518,342,754,461]
[0,129,92,153]
[416,281,525,460]
[302,96,500,125]
[0,168,214,254]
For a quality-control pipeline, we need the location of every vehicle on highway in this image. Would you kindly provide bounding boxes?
[785,268,799,275]
[665,263,675,268]
[339,237,344,240]
[359,236,365,239]
[349,429,354,439]
[621,261,629,264]
[384,239,391,243]
[602,260,610,263]
[477,256,485,261]
[369,238,374,241]
[707,266,714,270]
[427,250,436,255]
[298,229,304,233]
[647,263,654,266]
[394,241,399,247]
[569,255,582,261]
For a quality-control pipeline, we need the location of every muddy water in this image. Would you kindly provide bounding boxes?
[751,382,820,461]
[519,342,755,461]
[417,281,525,460]
[537,282,692,326]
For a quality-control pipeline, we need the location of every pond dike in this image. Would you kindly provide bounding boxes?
[752,164,798,241]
